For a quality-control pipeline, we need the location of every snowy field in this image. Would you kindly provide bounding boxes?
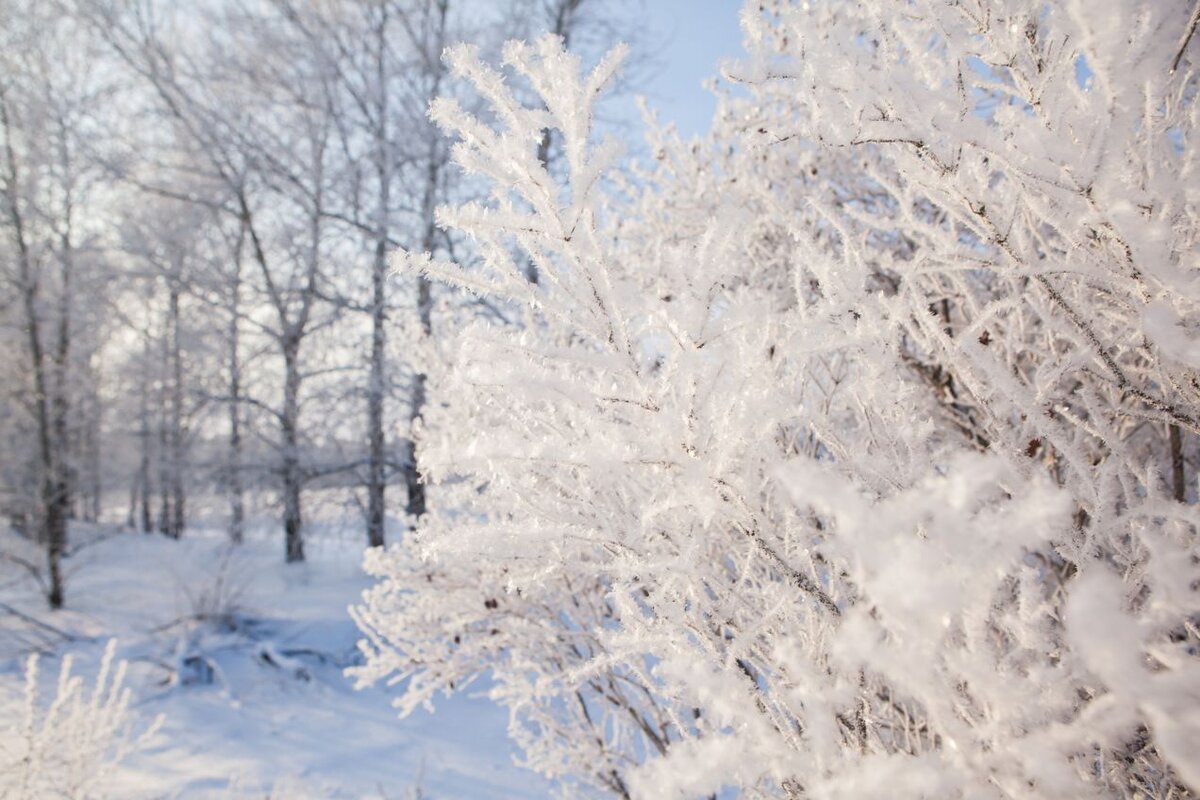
[0,521,552,799]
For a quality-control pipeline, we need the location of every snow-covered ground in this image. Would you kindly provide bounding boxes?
[0,524,552,799]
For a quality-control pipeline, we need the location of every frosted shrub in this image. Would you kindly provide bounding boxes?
[0,641,164,799]
[356,3,1199,797]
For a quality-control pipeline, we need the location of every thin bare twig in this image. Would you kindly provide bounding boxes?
[1170,1,1200,74]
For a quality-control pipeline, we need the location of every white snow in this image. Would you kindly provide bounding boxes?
[0,525,552,799]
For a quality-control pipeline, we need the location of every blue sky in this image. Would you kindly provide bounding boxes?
[621,0,746,138]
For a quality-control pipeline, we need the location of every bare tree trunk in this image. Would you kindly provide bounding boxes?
[403,373,427,524]
[367,237,388,547]
[240,192,310,564]
[403,0,449,530]
[52,117,76,527]
[365,4,391,550]
[168,283,185,537]
[138,360,153,533]
[276,137,327,564]
[85,370,101,522]
[51,124,76,578]
[157,412,170,535]
[44,481,67,609]
[53,270,73,526]
[156,307,174,537]
[282,336,304,562]
[404,262,431,525]
[228,227,245,544]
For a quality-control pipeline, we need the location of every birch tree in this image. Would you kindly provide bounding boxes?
[0,0,112,607]
[90,0,345,561]
[267,0,457,548]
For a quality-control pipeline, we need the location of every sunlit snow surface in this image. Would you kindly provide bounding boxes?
[0,525,551,799]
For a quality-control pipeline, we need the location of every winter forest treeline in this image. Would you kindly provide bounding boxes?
[0,0,631,607]
[5,0,1200,797]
